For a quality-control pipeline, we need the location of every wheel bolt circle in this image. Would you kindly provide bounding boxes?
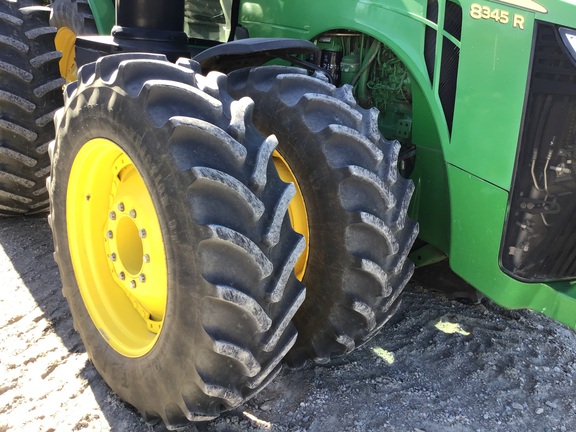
[139,273,146,283]
[129,209,137,218]
[109,211,116,220]
[106,230,113,239]
[118,202,125,212]
[130,280,137,289]
[119,271,125,280]
[139,229,147,238]
[143,254,150,263]
[110,253,117,261]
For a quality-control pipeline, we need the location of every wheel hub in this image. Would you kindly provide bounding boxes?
[67,138,167,356]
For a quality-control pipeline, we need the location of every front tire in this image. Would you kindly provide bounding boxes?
[226,66,419,365]
[48,54,305,427]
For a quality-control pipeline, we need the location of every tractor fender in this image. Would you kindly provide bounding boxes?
[193,37,319,74]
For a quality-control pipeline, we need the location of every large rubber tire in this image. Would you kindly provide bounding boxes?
[48,54,306,428]
[225,66,419,365]
[0,1,64,216]
[49,0,97,35]
[49,0,98,83]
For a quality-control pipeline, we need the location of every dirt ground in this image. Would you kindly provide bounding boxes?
[1,215,576,432]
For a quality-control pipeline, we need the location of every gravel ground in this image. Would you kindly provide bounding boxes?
[1,215,576,432]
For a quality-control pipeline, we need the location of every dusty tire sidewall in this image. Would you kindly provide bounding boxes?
[272,131,349,300]
[51,85,203,412]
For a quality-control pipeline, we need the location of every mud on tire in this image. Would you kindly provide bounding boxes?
[225,66,419,366]
[0,1,64,215]
[48,54,305,428]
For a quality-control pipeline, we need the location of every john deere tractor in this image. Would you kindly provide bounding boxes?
[1,0,576,428]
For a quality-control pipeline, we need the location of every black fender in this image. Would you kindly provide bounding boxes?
[75,36,320,77]
[193,38,319,74]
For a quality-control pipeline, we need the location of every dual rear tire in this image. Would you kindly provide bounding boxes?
[1,0,417,425]
[49,54,306,427]
[48,55,418,426]
[226,66,418,365]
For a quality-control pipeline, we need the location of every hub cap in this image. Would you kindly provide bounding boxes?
[67,138,167,357]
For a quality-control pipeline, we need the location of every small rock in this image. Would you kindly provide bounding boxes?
[259,401,273,412]
[512,403,524,411]
[536,408,544,415]
[546,401,558,409]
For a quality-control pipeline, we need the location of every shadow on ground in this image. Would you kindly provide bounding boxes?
[0,215,148,431]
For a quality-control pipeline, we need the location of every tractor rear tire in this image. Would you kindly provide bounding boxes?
[50,0,98,83]
[48,54,305,428]
[0,1,64,215]
[49,0,97,35]
[226,66,419,366]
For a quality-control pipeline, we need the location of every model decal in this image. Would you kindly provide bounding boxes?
[470,4,525,29]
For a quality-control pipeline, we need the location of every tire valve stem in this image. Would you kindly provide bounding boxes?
[118,202,125,212]
[143,254,150,263]
[119,271,126,281]
[139,229,147,238]
[106,230,113,239]
[139,274,146,283]
[130,209,137,218]
[130,280,137,289]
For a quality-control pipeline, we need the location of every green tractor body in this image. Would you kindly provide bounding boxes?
[2,0,576,427]
[239,0,576,329]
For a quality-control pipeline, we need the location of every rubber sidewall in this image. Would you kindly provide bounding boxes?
[50,55,306,426]
[227,66,419,364]
[51,87,207,420]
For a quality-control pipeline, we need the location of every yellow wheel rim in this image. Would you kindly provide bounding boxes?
[273,150,309,281]
[67,138,167,357]
[55,26,78,83]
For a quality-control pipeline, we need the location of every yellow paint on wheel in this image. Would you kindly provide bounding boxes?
[54,26,77,82]
[67,138,167,357]
[273,150,309,281]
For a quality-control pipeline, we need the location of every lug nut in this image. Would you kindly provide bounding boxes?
[139,229,147,238]
[129,209,137,218]
[130,280,137,289]
[106,230,113,239]
[117,202,125,212]
[109,211,116,220]
[139,273,146,283]
[119,271,125,280]
[110,253,117,261]
[143,254,150,263]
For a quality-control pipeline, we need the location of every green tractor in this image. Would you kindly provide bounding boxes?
[1,0,576,427]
